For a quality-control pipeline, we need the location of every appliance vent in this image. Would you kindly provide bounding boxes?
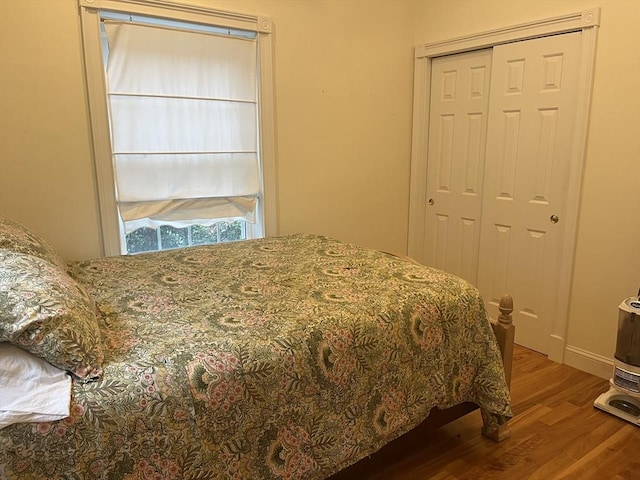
[614,367,640,393]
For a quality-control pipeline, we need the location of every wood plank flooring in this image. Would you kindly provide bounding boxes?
[330,345,640,480]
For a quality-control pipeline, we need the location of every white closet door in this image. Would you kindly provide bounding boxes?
[477,32,582,354]
[423,49,492,285]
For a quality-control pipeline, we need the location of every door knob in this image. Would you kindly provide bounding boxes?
[550,214,559,224]
[428,198,435,206]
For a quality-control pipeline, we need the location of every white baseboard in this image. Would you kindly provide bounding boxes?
[563,345,614,380]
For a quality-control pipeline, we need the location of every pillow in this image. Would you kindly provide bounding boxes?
[0,249,103,382]
[0,342,72,429]
[0,215,65,268]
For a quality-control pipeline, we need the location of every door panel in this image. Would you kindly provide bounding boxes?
[424,49,492,285]
[477,32,582,354]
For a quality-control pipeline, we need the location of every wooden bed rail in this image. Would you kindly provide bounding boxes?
[493,294,515,387]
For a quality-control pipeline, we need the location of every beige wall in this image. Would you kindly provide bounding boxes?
[414,0,640,371]
[0,0,416,259]
[0,0,638,372]
[0,0,103,260]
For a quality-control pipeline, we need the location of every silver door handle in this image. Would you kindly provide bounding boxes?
[550,214,559,224]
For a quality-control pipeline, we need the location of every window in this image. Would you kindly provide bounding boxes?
[125,222,247,254]
[79,0,276,256]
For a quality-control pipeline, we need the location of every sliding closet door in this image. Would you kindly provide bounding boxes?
[477,32,582,354]
[423,49,492,285]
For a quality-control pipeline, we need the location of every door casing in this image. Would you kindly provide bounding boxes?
[408,8,600,363]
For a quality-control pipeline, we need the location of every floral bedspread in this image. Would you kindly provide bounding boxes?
[0,234,511,480]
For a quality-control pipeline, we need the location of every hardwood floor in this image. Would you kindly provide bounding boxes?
[330,345,640,480]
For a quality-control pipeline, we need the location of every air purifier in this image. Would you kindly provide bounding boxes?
[594,294,640,426]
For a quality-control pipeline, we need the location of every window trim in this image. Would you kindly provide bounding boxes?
[78,0,277,256]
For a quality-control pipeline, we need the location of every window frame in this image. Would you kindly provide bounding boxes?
[78,0,277,256]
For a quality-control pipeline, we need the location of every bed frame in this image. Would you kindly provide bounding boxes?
[331,293,514,480]
[329,293,515,479]
[385,252,515,441]
[422,293,515,442]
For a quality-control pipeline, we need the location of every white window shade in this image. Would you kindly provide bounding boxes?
[114,153,259,202]
[109,98,257,153]
[104,21,260,228]
[119,197,257,234]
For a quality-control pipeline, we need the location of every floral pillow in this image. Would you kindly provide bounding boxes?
[0,249,103,382]
[0,215,65,268]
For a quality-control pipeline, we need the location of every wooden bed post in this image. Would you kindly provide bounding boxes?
[493,294,515,387]
[482,294,515,442]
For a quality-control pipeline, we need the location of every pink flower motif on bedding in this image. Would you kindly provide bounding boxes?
[317,328,358,385]
[54,424,67,438]
[61,403,85,428]
[320,265,361,278]
[409,303,444,350]
[100,326,139,355]
[217,309,271,328]
[319,289,367,304]
[373,387,410,435]
[127,294,177,316]
[172,407,189,422]
[124,456,181,480]
[187,350,245,412]
[34,422,51,436]
[267,422,317,480]
[89,459,108,477]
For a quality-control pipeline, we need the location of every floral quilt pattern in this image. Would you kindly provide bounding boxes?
[0,234,511,480]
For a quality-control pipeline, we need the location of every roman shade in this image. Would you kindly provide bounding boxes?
[104,21,260,233]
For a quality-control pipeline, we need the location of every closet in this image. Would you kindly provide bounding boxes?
[408,9,599,359]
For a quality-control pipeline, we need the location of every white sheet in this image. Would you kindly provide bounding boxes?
[0,342,71,429]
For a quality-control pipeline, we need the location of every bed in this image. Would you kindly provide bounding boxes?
[0,216,513,480]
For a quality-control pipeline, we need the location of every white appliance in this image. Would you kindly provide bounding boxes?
[594,294,640,426]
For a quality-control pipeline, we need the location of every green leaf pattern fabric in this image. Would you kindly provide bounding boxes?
[0,249,103,381]
[0,216,65,268]
[0,234,511,479]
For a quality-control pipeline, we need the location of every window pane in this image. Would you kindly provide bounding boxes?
[125,227,159,254]
[219,220,244,242]
[125,221,247,254]
[159,225,188,250]
[191,224,218,245]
